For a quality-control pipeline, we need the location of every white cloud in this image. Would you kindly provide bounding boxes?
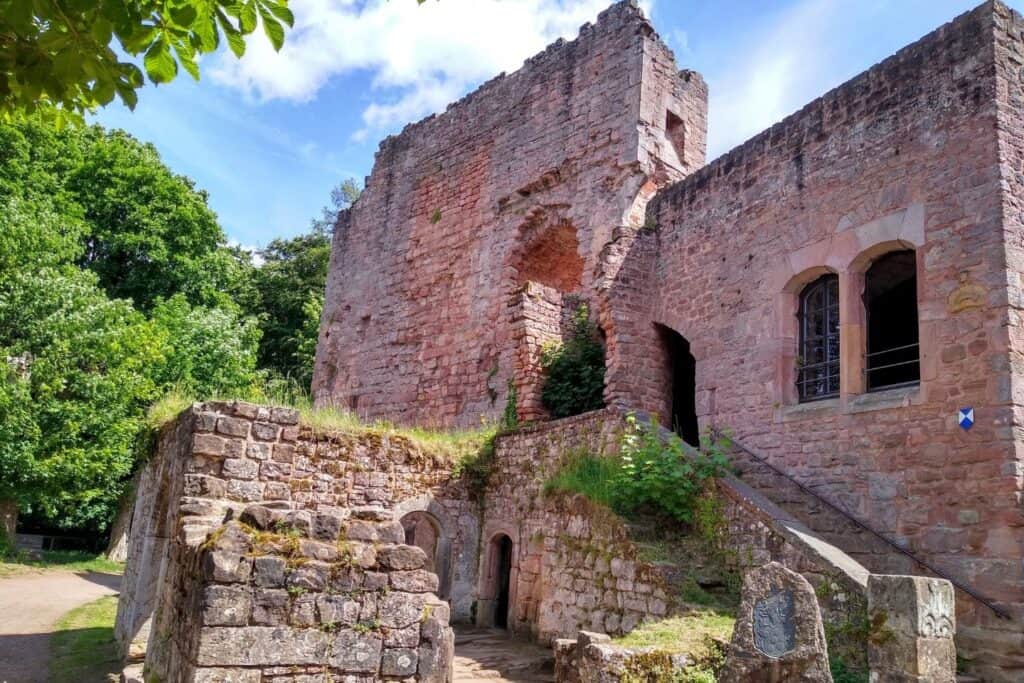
[211,0,653,139]
[702,0,849,158]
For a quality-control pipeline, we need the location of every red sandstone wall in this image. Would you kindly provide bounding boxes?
[607,3,1023,678]
[313,2,706,427]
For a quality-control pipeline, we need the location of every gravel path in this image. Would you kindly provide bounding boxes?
[0,571,121,683]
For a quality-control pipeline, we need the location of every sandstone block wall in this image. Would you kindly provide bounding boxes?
[483,409,870,665]
[147,514,453,683]
[116,402,476,680]
[605,3,1024,678]
[312,1,707,427]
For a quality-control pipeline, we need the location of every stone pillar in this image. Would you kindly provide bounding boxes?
[720,561,832,682]
[510,282,564,422]
[867,575,956,683]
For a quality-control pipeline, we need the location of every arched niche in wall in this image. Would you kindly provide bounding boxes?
[393,498,456,603]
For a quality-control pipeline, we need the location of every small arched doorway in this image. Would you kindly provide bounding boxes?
[400,511,451,600]
[657,324,699,447]
[493,535,514,628]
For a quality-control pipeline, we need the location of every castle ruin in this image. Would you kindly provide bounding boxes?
[117,2,1024,681]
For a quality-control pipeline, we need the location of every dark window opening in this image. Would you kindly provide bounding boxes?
[798,274,840,402]
[865,250,919,390]
[657,325,699,447]
[665,110,686,165]
[494,535,513,629]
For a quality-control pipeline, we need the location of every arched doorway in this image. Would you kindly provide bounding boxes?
[494,535,513,629]
[657,324,698,447]
[399,511,450,600]
[478,533,515,629]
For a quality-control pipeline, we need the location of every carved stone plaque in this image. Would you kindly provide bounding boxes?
[753,589,796,658]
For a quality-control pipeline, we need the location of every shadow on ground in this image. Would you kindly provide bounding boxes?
[454,627,554,682]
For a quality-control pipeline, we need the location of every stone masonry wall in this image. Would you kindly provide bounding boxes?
[147,512,453,683]
[606,4,1024,678]
[116,402,476,680]
[312,1,707,427]
[483,409,870,665]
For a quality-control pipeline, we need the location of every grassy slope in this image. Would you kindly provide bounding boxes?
[0,550,123,578]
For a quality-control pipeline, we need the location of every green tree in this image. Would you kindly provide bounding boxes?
[0,0,294,123]
[0,119,253,311]
[251,179,360,385]
[0,267,163,532]
[150,294,262,398]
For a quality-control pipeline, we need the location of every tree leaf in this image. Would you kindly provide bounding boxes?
[239,1,258,33]
[263,1,295,27]
[143,39,178,84]
[173,43,200,80]
[258,5,284,51]
[216,10,246,57]
[169,5,199,29]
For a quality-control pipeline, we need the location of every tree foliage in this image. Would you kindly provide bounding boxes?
[249,179,360,386]
[0,0,294,122]
[540,302,606,418]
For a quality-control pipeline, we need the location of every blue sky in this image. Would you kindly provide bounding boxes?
[93,0,1022,249]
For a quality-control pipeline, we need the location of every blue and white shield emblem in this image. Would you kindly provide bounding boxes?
[958,408,974,431]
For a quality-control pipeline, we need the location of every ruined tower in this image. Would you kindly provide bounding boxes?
[312,1,707,427]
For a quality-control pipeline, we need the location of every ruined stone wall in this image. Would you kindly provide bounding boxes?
[116,402,476,681]
[312,1,707,427]
[148,514,452,683]
[482,409,869,663]
[608,3,1024,678]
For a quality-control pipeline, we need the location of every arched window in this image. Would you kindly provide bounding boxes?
[865,250,919,390]
[798,274,840,401]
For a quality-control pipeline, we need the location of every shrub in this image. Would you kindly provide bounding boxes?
[612,415,730,524]
[540,303,605,418]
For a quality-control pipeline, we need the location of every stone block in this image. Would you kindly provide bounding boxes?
[389,569,439,593]
[203,551,252,584]
[720,562,831,682]
[216,417,251,438]
[381,648,419,677]
[327,631,383,673]
[203,585,252,626]
[195,627,329,666]
[377,544,427,570]
[868,575,955,682]
[253,556,287,587]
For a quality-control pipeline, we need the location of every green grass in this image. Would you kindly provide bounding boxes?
[542,449,619,507]
[0,550,124,578]
[50,595,120,683]
[148,390,499,464]
[612,611,735,658]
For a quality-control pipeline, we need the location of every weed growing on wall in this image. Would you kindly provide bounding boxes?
[543,416,731,526]
[540,303,605,418]
[613,415,730,524]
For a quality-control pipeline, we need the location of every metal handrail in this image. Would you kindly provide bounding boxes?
[710,428,1011,620]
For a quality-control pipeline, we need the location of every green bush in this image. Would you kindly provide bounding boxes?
[543,417,731,526]
[612,415,730,524]
[540,303,605,418]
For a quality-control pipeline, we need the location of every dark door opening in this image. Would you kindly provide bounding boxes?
[657,325,699,447]
[865,251,920,390]
[494,535,513,629]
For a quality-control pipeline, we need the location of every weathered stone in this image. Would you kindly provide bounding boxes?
[252,422,281,442]
[239,505,274,531]
[377,544,427,570]
[381,648,419,677]
[251,589,289,626]
[216,417,250,439]
[867,575,955,682]
[195,627,329,666]
[720,562,831,682]
[379,591,428,629]
[327,631,383,673]
[253,556,287,587]
[315,595,360,626]
[312,512,344,541]
[203,585,252,626]
[389,570,439,593]
[203,551,252,584]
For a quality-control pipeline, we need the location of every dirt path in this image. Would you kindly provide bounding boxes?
[453,627,554,682]
[0,571,121,683]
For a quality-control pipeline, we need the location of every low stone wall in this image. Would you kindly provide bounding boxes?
[482,409,870,667]
[116,401,472,681]
[143,510,453,682]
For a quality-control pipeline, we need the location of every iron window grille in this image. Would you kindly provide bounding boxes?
[797,274,840,402]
